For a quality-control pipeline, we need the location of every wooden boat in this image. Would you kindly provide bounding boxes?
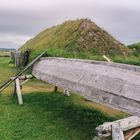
[32,57,140,117]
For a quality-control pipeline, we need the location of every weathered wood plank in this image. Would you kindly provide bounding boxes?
[95,116,140,138]
[15,78,23,105]
[21,79,31,85]
[54,86,58,92]
[103,55,112,63]
[64,89,70,96]
[112,123,124,140]
[11,75,33,80]
[124,127,140,140]
[32,57,140,116]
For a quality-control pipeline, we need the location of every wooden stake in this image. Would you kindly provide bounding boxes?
[54,86,58,92]
[15,78,23,105]
[64,89,70,96]
[112,123,124,140]
[103,55,112,63]
[13,80,16,96]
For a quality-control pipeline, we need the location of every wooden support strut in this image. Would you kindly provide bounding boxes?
[93,116,140,140]
[54,86,58,92]
[112,123,124,140]
[64,89,70,96]
[103,55,112,63]
[13,75,33,105]
[124,127,140,140]
[11,75,33,80]
[21,79,31,85]
[15,78,23,105]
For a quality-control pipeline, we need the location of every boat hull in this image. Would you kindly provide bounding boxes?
[32,57,140,117]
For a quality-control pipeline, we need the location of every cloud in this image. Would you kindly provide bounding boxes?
[0,0,140,48]
[0,33,31,48]
[0,34,31,45]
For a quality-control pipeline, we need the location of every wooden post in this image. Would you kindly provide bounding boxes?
[13,75,33,105]
[54,86,58,92]
[112,123,124,140]
[13,80,16,96]
[14,52,17,67]
[15,78,23,105]
[64,89,70,96]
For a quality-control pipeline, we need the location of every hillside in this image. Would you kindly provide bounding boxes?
[20,19,129,60]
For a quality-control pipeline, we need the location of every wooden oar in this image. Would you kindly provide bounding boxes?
[0,50,47,93]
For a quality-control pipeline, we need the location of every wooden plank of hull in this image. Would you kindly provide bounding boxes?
[32,57,140,117]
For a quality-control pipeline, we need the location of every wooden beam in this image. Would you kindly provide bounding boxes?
[64,89,70,96]
[124,127,140,140]
[95,116,140,138]
[21,79,30,85]
[54,86,58,92]
[15,78,23,105]
[112,123,124,140]
[13,80,16,96]
[103,55,112,63]
[11,75,33,80]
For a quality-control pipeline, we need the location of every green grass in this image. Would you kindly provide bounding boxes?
[111,55,140,66]
[0,58,17,84]
[0,57,140,140]
[0,92,115,140]
[29,47,140,66]
[22,43,140,66]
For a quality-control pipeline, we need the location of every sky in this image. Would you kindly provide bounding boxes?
[0,0,140,49]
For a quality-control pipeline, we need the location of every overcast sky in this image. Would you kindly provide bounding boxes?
[0,0,140,49]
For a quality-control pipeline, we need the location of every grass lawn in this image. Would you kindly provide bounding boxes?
[0,57,139,140]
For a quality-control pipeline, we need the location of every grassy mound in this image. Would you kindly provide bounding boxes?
[20,19,129,60]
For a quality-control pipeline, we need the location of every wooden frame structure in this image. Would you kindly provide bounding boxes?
[93,116,140,140]
[0,50,47,93]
